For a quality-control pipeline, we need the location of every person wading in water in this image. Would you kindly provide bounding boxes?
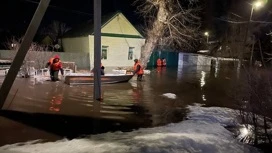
[133,59,144,81]
[47,55,64,81]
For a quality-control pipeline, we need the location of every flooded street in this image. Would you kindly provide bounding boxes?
[0,62,241,145]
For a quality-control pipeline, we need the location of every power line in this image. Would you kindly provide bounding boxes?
[215,17,247,24]
[215,17,272,24]
[251,20,272,24]
[230,12,243,19]
[20,0,93,16]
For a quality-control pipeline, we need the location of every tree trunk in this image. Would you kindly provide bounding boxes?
[253,113,258,145]
[263,116,272,144]
[258,39,265,68]
[141,37,159,68]
[249,36,255,66]
[140,2,168,68]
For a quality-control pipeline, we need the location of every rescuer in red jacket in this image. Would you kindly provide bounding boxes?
[133,59,144,81]
[47,55,64,81]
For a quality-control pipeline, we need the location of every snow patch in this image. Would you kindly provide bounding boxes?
[0,59,12,63]
[31,76,49,84]
[0,104,259,153]
[143,70,151,74]
[162,93,177,99]
[187,104,239,127]
[0,70,5,76]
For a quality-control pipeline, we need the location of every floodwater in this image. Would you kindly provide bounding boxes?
[0,61,241,145]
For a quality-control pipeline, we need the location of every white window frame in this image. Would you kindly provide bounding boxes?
[128,47,134,60]
[101,46,108,60]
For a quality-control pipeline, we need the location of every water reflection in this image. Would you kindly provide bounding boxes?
[156,67,166,83]
[214,59,219,78]
[177,67,183,82]
[156,67,166,73]
[200,71,206,88]
[237,60,241,79]
[227,124,254,144]
[200,71,206,102]
[239,125,256,144]
[48,83,65,112]
[49,94,63,112]
[2,61,243,130]
[131,82,143,103]
[202,94,207,101]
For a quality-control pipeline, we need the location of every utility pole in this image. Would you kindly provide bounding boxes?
[204,32,209,43]
[250,35,255,65]
[242,7,254,61]
[244,1,264,65]
[0,0,50,109]
[93,0,102,101]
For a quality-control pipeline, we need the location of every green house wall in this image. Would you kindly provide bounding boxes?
[147,50,179,67]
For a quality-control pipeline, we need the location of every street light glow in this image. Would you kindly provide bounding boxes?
[253,1,264,9]
[204,32,209,43]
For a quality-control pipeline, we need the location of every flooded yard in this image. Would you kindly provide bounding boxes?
[0,62,246,146]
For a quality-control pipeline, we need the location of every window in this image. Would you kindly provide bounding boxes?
[102,46,108,60]
[128,47,134,60]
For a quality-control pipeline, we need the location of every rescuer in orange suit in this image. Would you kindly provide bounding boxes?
[156,58,162,67]
[162,58,167,67]
[133,59,144,81]
[46,55,64,81]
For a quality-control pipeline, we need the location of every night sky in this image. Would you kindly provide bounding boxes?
[0,0,271,48]
[0,0,139,35]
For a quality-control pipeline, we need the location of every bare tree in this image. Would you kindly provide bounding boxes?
[229,68,272,145]
[135,0,201,67]
[41,21,71,50]
[211,12,253,60]
[214,12,272,66]
[267,31,272,37]
[5,37,49,51]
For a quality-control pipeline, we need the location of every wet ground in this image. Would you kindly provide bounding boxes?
[0,62,241,146]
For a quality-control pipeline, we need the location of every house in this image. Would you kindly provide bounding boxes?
[62,12,145,70]
[40,35,54,46]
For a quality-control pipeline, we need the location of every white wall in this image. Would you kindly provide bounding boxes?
[0,50,90,69]
[89,35,145,69]
[178,53,211,67]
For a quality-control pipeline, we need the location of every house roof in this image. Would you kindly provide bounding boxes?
[62,11,144,38]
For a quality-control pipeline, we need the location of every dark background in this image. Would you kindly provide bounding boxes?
[0,0,271,49]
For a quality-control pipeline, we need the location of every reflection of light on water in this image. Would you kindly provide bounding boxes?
[177,67,183,83]
[130,82,137,88]
[240,127,248,136]
[237,61,241,79]
[238,125,254,143]
[200,71,207,101]
[215,60,219,78]
[49,94,63,112]
[202,94,206,101]
[200,71,206,88]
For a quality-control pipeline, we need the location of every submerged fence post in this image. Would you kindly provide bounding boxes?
[0,0,50,109]
[93,0,102,101]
